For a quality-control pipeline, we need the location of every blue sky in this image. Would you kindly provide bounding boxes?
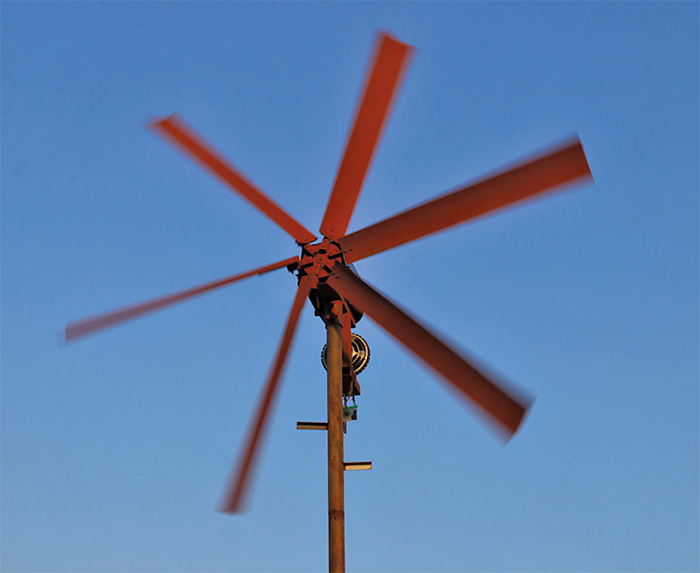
[2,2,698,572]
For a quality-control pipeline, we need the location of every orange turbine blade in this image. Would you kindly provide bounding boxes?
[327,263,531,438]
[319,32,413,241]
[220,276,312,514]
[340,138,593,263]
[65,256,298,342]
[151,114,317,245]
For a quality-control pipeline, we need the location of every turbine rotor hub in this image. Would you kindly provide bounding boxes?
[298,238,344,285]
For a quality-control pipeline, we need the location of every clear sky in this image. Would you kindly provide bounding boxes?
[2,2,698,572]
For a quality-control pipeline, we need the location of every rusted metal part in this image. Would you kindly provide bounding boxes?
[327,262,532,439]
[319,33,414,241]
[297,238,363,326]
[298,238,345,283]
[339,138,592,263]
[220,277,312,513]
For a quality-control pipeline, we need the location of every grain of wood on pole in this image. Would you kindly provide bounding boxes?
[326,304,346,573]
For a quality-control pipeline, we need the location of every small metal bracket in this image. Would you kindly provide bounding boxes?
[344,461,372,471]
[296,421,328,430]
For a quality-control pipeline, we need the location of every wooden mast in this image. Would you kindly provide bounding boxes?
[325,300,345,573]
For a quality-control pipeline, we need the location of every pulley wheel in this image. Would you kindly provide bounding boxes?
[321,333,370,375]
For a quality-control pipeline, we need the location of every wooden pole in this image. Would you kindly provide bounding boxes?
[326,302,345,573]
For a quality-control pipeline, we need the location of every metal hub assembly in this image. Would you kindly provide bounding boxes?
[296,238,363,326]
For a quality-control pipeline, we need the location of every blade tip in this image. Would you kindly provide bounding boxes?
[376,29,415,52]
[565,135,594,183]
[63,325,80,344]
[501,397,535,442]
[147,112,179,132]
[218,494,247,515]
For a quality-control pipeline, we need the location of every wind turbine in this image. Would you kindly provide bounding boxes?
[66,31,593,572]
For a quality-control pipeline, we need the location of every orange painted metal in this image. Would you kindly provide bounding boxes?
[319,33,413,241]
[220,277,312,513]
[65,256,299,342]
[152,114,317,245]
[340,138,592,263]
[327,263,531,438]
